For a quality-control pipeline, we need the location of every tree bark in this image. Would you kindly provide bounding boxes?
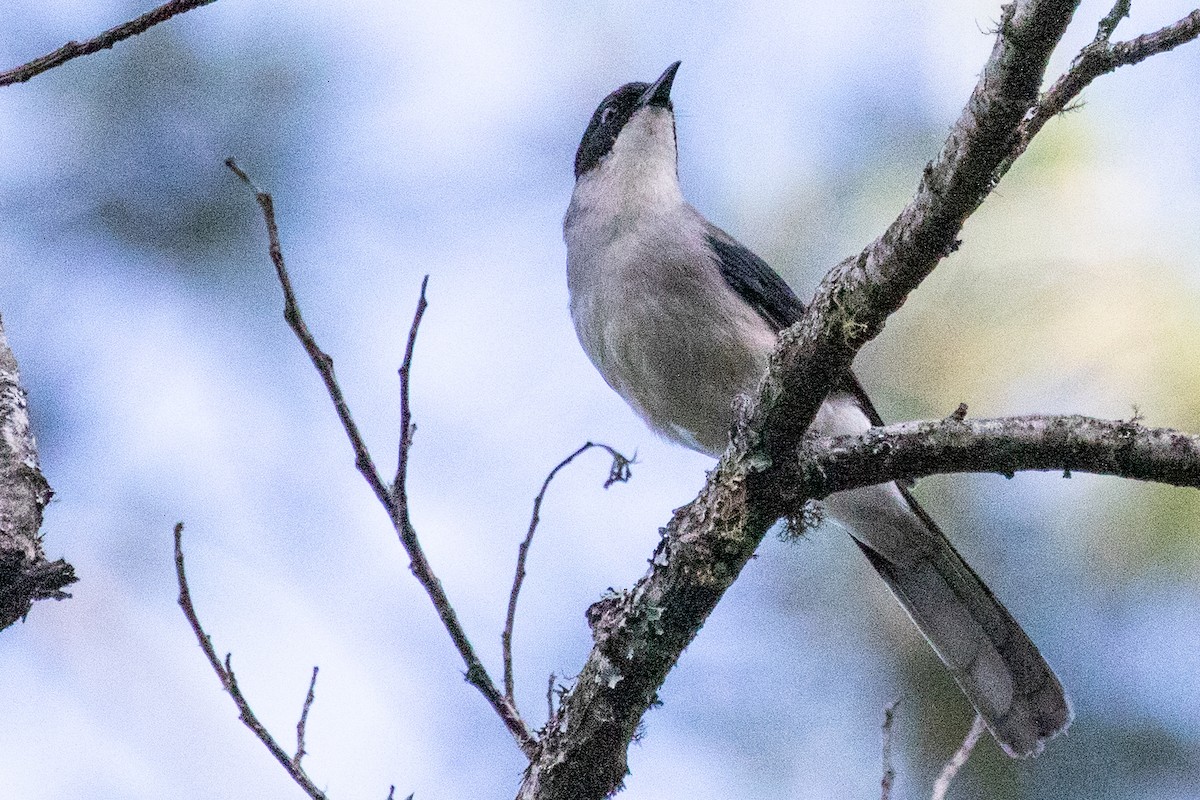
[0,316,75,631]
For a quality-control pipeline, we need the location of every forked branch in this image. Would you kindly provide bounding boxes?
[517,2,1200,796]
[996,6,1200,180]
[225,160,536,757]
[174,523,329,800]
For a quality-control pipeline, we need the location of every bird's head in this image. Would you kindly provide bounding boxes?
[573,61,681,183]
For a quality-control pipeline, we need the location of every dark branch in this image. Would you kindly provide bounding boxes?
[997,8,1200,180]
[294,666,319,768]
[0,0,218,88]
[227,161,536,757]
[174,523,329,800]
[880,700,900,800]
[393,275,429,504]
[503,443,632,706]
[774,414,1200,506]
[224,159,392,508]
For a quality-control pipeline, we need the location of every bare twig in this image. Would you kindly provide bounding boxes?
[393,276,429,504]
[1094,0,1131,43]
[227,161,536,757]
[174,523,329,800]
[294,666,319,767]
[502,443,632,705]
[996,8,1200,180]
[931,715,988,800]
[224,159,391,508]
[881,700,900,800]
[0,0,218,88]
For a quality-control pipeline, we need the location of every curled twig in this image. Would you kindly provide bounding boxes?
[502,443,632,706]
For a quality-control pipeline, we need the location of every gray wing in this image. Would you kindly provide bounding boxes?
[705,224,1071,755]
[704,223,881,419]
[704,225,805,332]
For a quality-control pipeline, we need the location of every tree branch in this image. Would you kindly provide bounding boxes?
[0,315,75,630]
[226,161,536,757]
[880,700,900,800]
[774,414,1200,506]
[174,523,329,800]
[996,7,1200,180]
[517,3,1200,788]
[502,443,631,707]
[748,0,1083,459]
[518,2,1085,794]
[294,666,320,768]
[0,0,218,88]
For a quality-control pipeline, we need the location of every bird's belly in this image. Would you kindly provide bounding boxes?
[570,256,778,456]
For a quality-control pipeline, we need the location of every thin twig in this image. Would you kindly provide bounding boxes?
[393,276,429,504]
[294,666,320,767]
[227,161,536,757]
[996,8,1200,180]
[174,523,330,800]
[225,159,391,507]
[502,442,632,705]
[0,0,217,87]
[546,673,557,721]
[881,700,900,800]
[930,715,987,800]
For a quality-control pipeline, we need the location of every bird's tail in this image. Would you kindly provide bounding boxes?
[828,483,1071,758]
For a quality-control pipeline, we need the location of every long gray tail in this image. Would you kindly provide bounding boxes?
[835,484,1071,757]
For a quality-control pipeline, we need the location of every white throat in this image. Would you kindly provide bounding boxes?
[567,107,682,228]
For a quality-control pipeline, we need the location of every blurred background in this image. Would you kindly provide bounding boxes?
[1,0,1198,797]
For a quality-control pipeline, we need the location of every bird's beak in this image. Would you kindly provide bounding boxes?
[638,61,681,109]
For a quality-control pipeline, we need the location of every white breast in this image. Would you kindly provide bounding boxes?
[564,115,779,455]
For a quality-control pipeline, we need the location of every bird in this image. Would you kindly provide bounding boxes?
[563,61,1071,758]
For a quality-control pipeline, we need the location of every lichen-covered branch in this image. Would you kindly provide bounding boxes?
[0,316,75,631]
[777,414,1200,507]
[750,0,1082,455]
[996,7,1200,180]
[0,0,218,88]
[516,1,1200,795]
